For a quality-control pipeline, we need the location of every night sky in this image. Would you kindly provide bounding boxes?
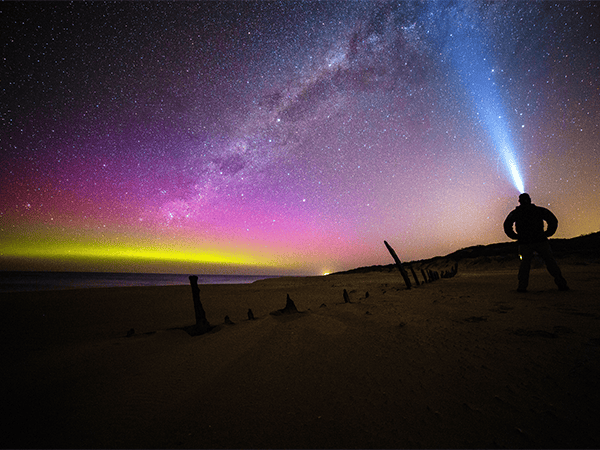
[2,1,599,275]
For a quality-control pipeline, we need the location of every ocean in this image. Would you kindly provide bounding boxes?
[0,271,281,293]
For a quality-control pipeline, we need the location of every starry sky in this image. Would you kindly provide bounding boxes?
[2,1,599,275]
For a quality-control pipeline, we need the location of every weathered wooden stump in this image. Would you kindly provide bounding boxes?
[270,294,300,316]
[384,240,412,289]
[450,263,458,277]
[409,266,420,286]
[188,275,212,335]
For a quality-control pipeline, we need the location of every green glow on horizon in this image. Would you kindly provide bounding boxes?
[2,242,265,267]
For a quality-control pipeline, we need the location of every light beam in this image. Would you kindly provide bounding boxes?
[429,3,526,193]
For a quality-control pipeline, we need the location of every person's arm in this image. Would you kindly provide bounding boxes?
[542,208,558,237]
[503,212,518,240]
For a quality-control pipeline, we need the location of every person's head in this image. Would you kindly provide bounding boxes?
[519,193,531,205]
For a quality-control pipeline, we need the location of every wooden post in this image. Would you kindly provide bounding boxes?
[384,241,412,290]
[270,294,300,315]
[188,275,211,334]
[409,266,420,286]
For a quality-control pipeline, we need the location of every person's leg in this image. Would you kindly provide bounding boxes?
[534,241,569,290]
[517,244,534,291]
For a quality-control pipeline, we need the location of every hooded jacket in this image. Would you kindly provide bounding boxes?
[503,203,558,244]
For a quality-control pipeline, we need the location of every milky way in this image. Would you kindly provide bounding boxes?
[2,1,599,275]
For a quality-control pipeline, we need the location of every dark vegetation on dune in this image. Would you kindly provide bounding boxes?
[339,231,600,275]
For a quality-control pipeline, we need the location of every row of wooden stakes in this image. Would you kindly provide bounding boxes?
[384,240,458,289]
[183,242,457,335]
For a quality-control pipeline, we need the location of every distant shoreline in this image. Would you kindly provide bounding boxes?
[0,271,282,293]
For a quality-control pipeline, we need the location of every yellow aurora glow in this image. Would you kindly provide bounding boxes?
[0,233,286,273]
[4,244,254,266]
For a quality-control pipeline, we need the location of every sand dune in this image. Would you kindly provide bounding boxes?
[2,260,600,448]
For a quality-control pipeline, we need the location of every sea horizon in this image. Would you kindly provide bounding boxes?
[0,270,283,293]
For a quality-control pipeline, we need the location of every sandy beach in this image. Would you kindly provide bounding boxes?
[2,261,600,448]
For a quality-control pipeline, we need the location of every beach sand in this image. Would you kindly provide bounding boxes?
[2,263,600,448]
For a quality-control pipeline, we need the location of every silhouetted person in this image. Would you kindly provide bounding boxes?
[503,193,568,292]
